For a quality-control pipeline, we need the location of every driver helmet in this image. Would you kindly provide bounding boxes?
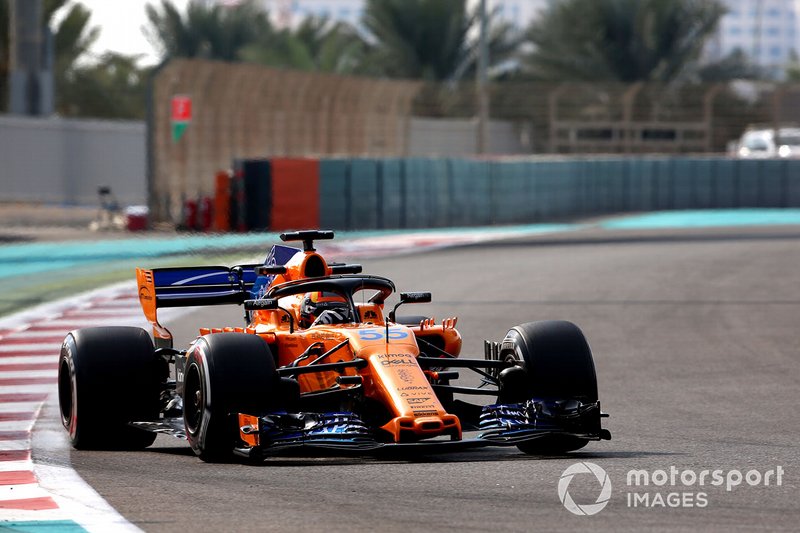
[299,291,350,327]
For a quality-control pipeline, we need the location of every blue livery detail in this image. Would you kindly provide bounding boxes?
[250,244,301,299]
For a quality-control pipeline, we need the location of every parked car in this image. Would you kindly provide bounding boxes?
[737,127,800,158]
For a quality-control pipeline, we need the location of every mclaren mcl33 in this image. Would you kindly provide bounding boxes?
[58,230,610,462]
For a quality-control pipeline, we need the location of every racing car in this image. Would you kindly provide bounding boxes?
[58,230,610,462]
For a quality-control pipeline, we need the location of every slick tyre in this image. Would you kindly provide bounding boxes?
[500,321,598,454]
[58,327,160,450]
[183,333,278,462]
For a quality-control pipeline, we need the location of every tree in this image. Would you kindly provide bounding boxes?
[45,0,99,73]
[697,48,765,82]
[239,16,368,74]
[361,0,520,81]
[0,1,9,111]
[0,0,99,113]
[47,0,102,115]
[59,52,149,119]
[144,0,270,62]
[524,0,726,83]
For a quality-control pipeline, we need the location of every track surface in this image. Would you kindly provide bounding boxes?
[51,226,800,531]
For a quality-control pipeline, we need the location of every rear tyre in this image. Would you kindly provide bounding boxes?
[183,333,279,462]
[58,327,160,450]
[499,321,597,454]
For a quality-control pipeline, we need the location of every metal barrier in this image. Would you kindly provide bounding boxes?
[316,156,800,230]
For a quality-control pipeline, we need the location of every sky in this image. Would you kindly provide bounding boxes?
[59,0,191,66]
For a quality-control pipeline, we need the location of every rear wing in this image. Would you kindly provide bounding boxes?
[136,264,259,347]
[137,265,259,309]
[136,244,301,348]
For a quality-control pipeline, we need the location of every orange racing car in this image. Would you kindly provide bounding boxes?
[58,230,610,461]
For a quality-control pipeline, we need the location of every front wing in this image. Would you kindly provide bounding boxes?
[231,399,611,459]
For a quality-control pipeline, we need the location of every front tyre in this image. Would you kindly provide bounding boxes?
[500,321,598,454]
[58,327,160,449]
[183,333,278,462]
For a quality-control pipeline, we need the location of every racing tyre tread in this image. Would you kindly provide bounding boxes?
[183,333,279,462]
[58,327,160,450]
[501,320,598,455]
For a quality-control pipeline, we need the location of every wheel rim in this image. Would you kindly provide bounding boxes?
[184,363,204,435]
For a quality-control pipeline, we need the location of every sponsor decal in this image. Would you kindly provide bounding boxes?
[406,397,431,405]
[309,332,341,341]
[397,369,415,384]
[380,358,415,366]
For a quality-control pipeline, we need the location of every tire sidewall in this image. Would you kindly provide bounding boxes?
[58,334,81,444]
[184,343,218,455]
[57,327,159,449]
[182,333,279,460]
[501,320,598,402]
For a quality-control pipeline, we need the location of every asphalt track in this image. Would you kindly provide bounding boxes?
[47,225,800,531]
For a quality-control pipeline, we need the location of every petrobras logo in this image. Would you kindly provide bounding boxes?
[558,462,612,516]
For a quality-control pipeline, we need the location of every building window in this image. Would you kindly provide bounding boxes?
[771,46,783,59]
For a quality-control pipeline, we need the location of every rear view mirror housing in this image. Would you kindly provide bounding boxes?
[243,298,279,311]
[390,292,432,322]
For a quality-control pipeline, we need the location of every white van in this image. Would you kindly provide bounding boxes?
[737,127,800,158]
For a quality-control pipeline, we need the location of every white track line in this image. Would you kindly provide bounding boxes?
[0,281,146,531]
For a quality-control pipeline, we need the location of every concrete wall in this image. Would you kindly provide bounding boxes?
[407,117,527,156]
[0,115,529,209]
[0,116,146,206]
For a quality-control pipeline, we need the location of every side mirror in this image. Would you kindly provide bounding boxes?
[329,263,363,274]
[244,298,279,311]
[390,291,432,322]
[400,292,431,304]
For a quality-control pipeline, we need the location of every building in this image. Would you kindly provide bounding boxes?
[705,0,800,77]
[260,0,363,28]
